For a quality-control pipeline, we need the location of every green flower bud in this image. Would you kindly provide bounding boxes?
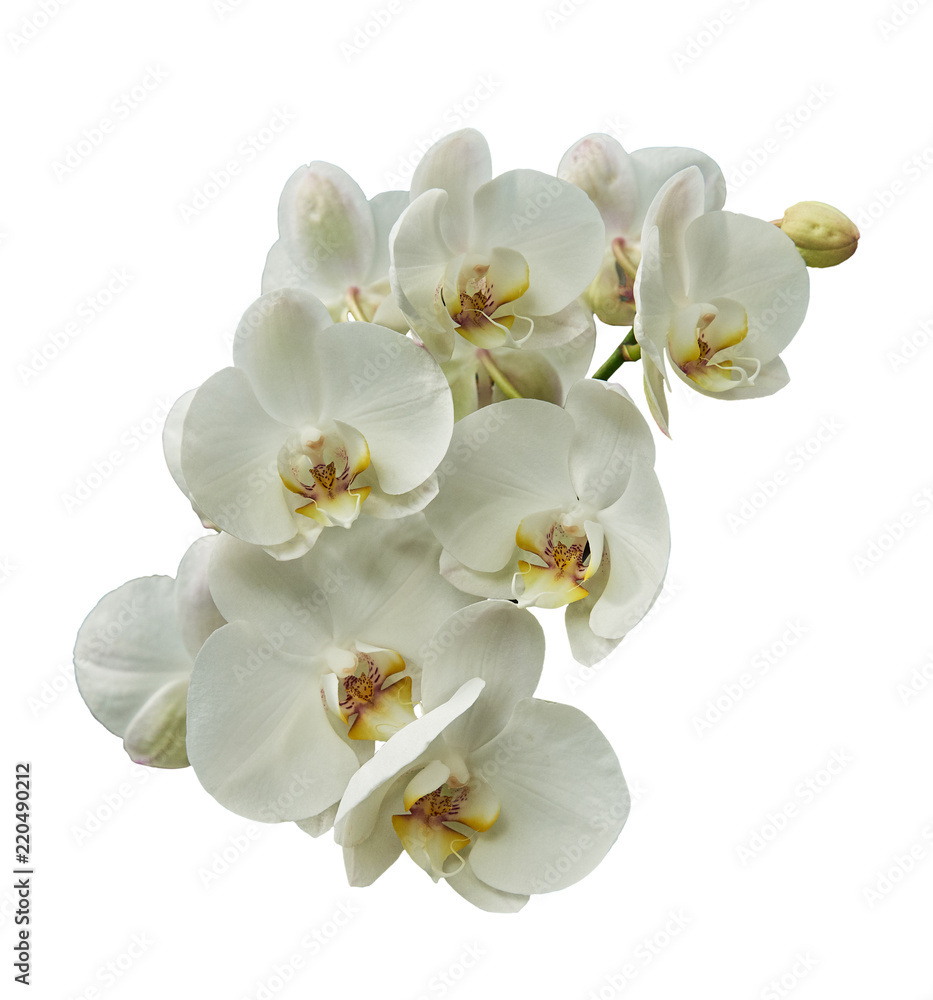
[775,201,859,268]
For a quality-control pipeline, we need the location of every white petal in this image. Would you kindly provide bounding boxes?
[630,146,726,236]
[277,161,375,298]
[438,549,517,600]
[206,532,334,650]
[357,473,438,519]
[468,699,630,894]
[425,399,576,572]
[565,558,624,667]
[162,389,196,503]
[518,298,596,354]
[74,576,191,739]
[410,129,491,252]
[558,133,639,236]
[232,287,335,427]
[187,621,359,821]
[321,514,476,669]
[472,170,605,318]
[639,166,707,305]
[306,325,453,496]
[684,211,810,361]
[447,862,529,912]
[632,226,674,376]
[174,535,224,660]
[341,772,410,885]
[420,602,545,754]
[260,238,318,297]
[590,463,671,639]
[181,368,297,546]
[334,677,485,844]
[366,190,411,283]
[295,802,339,838]
[389,188,458,359]
[564,379,656,510]
[642,355,671,437]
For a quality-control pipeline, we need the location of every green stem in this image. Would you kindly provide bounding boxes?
[593,330,641,381]
[478,351,523,399]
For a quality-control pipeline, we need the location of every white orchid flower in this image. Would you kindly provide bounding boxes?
[334,601,630,912]
[185,515,477,830]
[424,380,670,666]
[634,166,810,435]
[559,134,725,326]
[73,535,224,769]
[388,129,605,363]
[262,161,409,331]
[180,288,453,560]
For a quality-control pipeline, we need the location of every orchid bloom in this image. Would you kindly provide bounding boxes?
[262,161,408,331]
[389,129,605,364]
[185,515,476,831]
[558,133,726,325]
[334,601,630,912]
[424,380,670,666]
[179,288,453,559]
[634,166,810,435]
[73,535,224,769]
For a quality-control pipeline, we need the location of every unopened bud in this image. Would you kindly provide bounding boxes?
[774,201,859,268]
[123,678,190,768]
[584,241,640,326]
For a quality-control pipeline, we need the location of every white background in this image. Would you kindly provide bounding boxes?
[4,0,932,996]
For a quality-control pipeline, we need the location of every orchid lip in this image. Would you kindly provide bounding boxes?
[512,506,601,609]
[277,423,372,527]
[321,646,416,742]
[391,764,500,880]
